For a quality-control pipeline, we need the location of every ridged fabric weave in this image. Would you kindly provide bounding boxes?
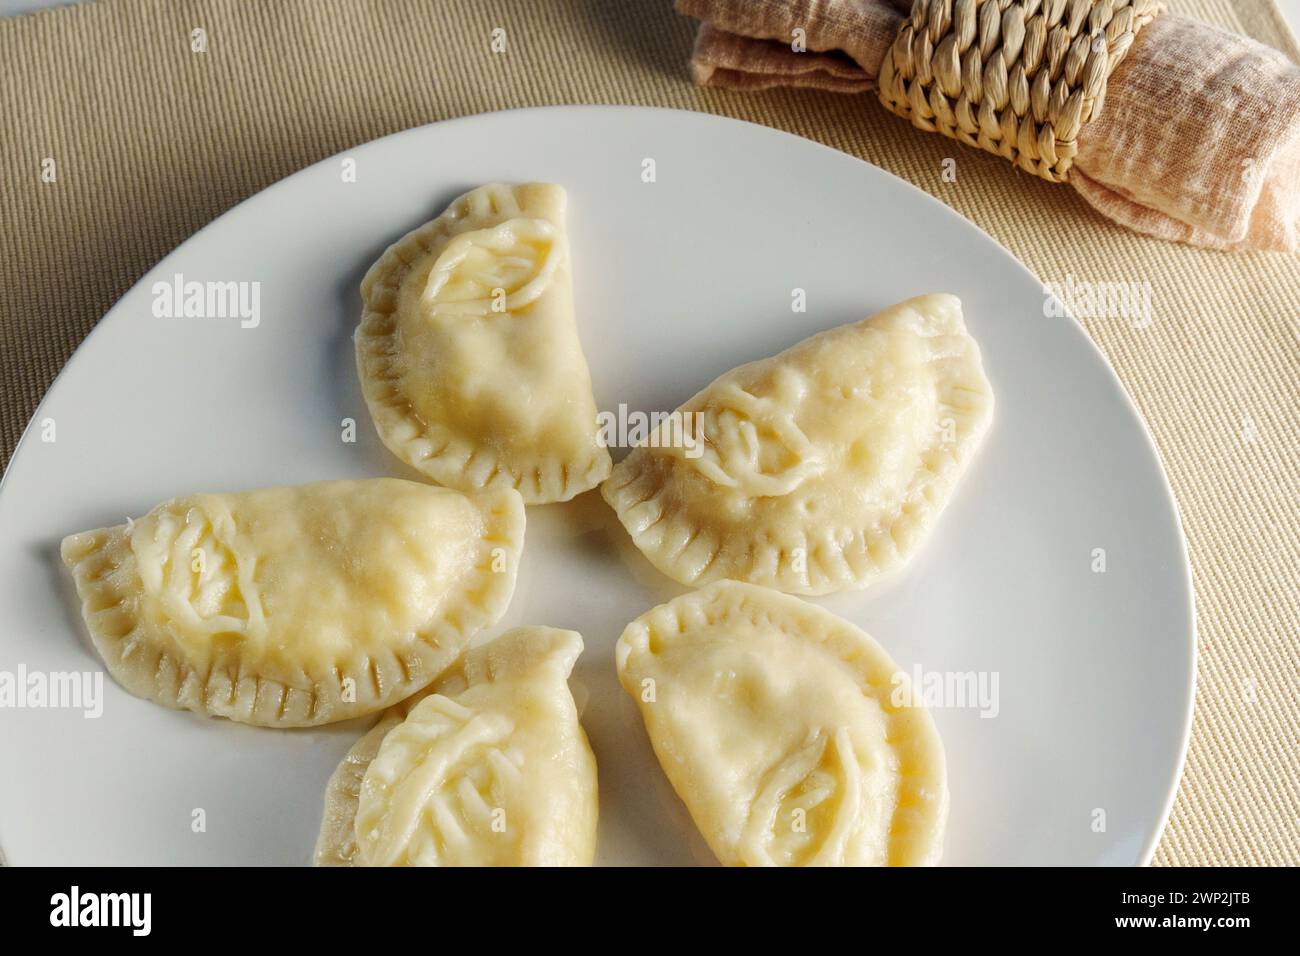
[0,0,1296,865]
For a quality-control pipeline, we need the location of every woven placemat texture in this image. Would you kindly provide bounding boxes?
[1,0,1296,865]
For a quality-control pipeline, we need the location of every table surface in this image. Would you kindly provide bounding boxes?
[6,0,1300,41]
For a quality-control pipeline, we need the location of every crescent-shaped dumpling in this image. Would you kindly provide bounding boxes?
[616,581,947,866]
[315,626,598,866]
[356,183,611,504]
[602,294,994,595]
[60,479,524,727]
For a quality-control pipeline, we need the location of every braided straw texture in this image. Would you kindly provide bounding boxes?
[879,0,1164,181]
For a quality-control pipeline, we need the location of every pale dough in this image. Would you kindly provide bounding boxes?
[617,580,947,866]
[356,183,611,504]
[315,626,598,866]
[602,294,994,594]
[60,479,524,727]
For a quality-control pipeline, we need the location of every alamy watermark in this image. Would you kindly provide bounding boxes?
[152,272,260,328]
[891,664,1000,719]
[0,665,103,718]
[596,404,705,458]
[50,886,150,935]
[1043,274,1152,329]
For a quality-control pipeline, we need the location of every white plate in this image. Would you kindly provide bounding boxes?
[0,106,1194,866]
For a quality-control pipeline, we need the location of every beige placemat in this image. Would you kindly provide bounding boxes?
[1,0,1296,865]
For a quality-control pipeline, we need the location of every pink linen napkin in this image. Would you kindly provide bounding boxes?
[679,0,1300,252]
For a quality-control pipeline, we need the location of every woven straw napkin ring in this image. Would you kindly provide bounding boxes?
[878,0,1163,182]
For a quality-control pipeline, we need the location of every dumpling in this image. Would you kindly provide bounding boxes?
[602,294,993,595]
[314,626,598,866]
[356,183,611,504]
[60,479,524,727]
[316,626,597,867]
[616,581,947,866]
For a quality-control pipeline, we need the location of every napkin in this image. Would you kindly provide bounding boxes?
[679,0,1300,252]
